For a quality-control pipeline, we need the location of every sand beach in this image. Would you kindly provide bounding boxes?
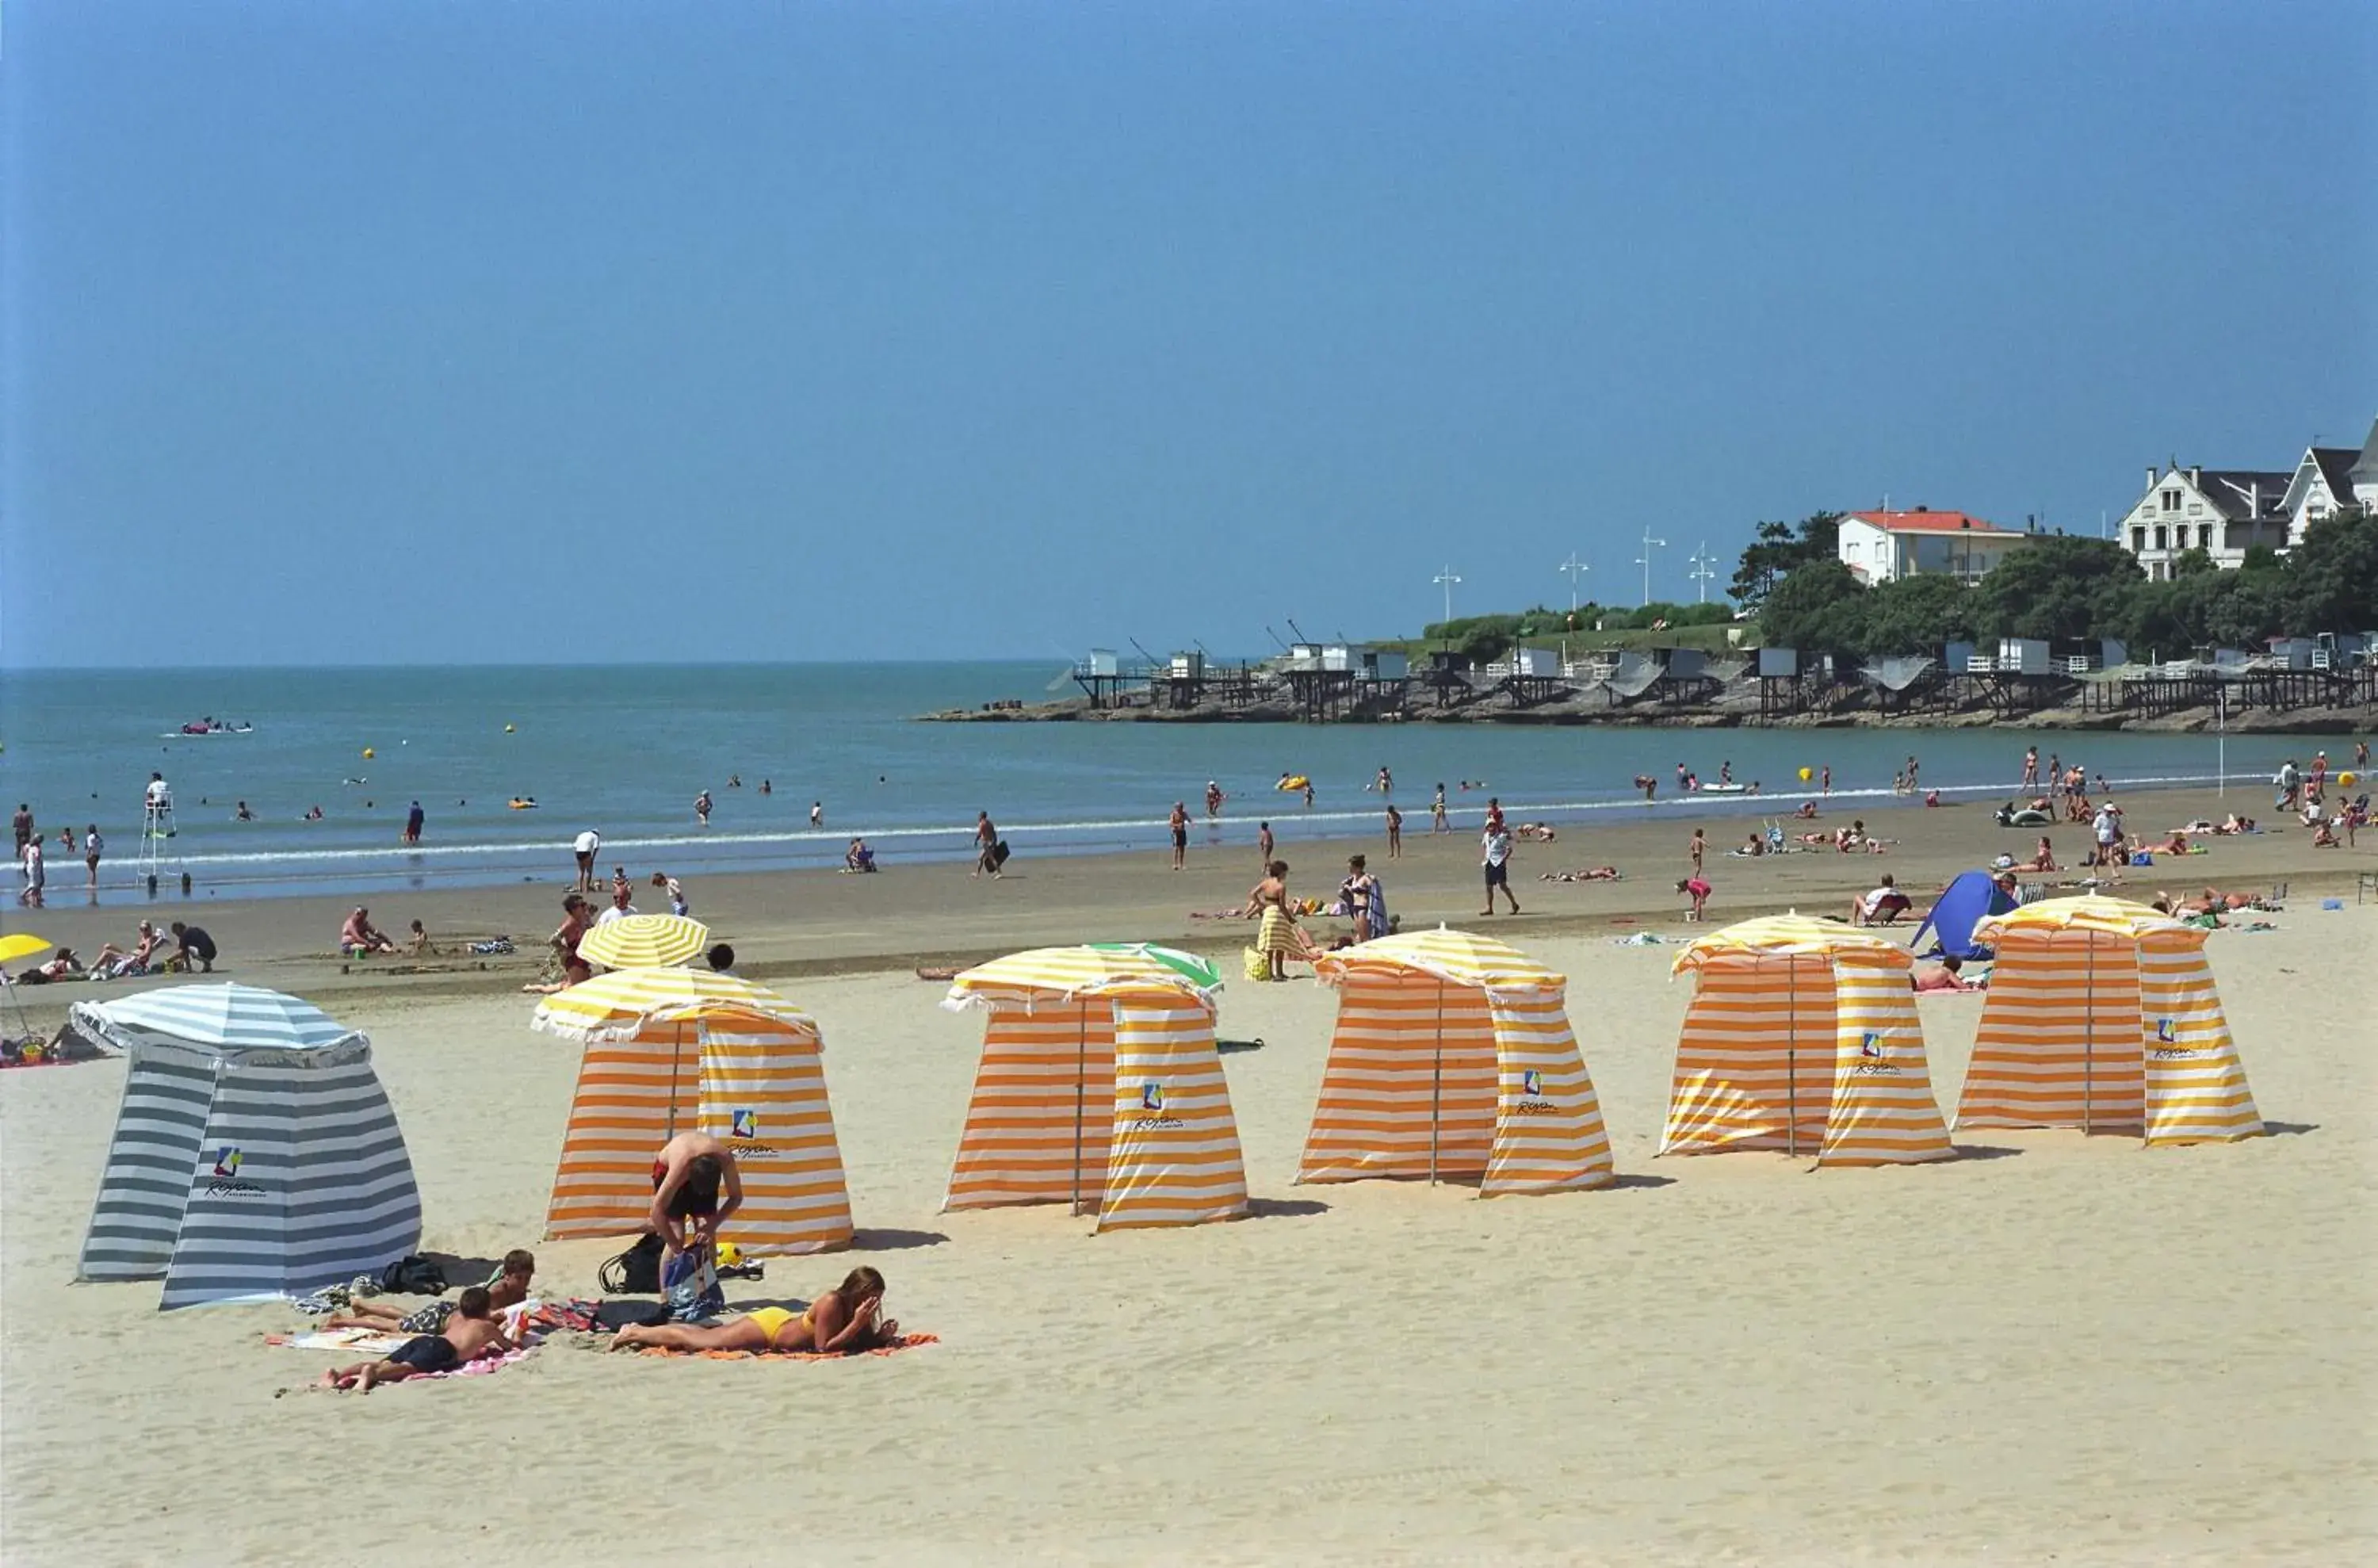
[3,784,2375,1565]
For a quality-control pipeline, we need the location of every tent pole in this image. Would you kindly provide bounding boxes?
[1430,979,1446,1186]
[2082,935,2094,1137]
[1070,1004,1089,1218]
[666,1020,682,1140]
[1785,958,1799,1160]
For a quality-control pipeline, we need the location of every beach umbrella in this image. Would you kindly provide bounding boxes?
[577,912,711,971]
[0,932,54,966]
[943,945,1218,1012]
[532,966,813,1045]
[1087,942,1224,992]
[1315,927,1566,1184]
[1671,916,1907,1160]
[945,946,1218,1218]
[0,931,56,1038]
[68,982,362,1056]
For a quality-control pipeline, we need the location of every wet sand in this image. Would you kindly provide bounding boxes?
[10,786,2365,1013]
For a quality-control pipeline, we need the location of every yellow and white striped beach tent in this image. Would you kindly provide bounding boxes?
[942,947,1248,1231]
[1665,915,1953,1166]
[1298,928,1614,1195]
[1957,896,2263,1145]
[531,968,854,1255]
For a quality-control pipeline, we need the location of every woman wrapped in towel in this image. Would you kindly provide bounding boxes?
[610,1268,895,1355]
[1243,859,1316,981]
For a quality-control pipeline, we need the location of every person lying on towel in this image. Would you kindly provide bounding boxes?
[322,1251,536,1337]
[609,1267,897,1356]
[317,1287,513,1392]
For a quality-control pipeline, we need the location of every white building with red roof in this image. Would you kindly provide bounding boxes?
[1834,508,2030,586]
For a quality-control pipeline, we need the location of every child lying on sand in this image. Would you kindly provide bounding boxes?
[321,1251,534,1336]
[318,1287,511,1392]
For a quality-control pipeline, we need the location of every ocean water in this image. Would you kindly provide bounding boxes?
[1,662,2274,901]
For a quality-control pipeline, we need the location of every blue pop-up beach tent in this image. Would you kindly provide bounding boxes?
[1911,870,2017,962]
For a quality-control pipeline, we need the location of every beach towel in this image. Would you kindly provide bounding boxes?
[633,1332,939,1362]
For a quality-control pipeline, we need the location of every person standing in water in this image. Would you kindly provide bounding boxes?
[403,801,424,845]
[694,790,713,827]
[1432,783,1449,833]
[1206,781,1224,820]
[84,825,103,891]
[810,800,824,827]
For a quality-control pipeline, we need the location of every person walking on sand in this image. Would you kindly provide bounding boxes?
[973,812,1002,878]
[1432,783,1448,833]
[1385,801,1403,860]
[572,829,600,893]
[694,790,713,827]
[83,824,103,891]
[1257,820,1275,867]
[1480,821,1520,916]
[1689,827,1706,876]
[1169,801,1191,870]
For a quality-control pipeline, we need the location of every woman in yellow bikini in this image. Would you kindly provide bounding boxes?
[609,1268,893,1354]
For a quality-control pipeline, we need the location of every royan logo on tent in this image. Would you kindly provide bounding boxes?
[2150,1017,2196,1059]
[1513,1067,1559,1115]
[1522,1069,1543,1096]
[203,1146,265,1196]
[731,1108,759,1139]
[1140,1082,1165,1113]
[1854,1031,1902,1076]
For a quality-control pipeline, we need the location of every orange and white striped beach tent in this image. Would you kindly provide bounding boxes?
[531,969,854,1255]
[1957,896,2262,1145]
[1298,928,1614,1195]
[942,947,1248,1231]
[1664,915,1953,1166]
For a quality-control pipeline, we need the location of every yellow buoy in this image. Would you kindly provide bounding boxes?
[361,747,375,759]
[1798,767,1812,782]
[2342,771,2358,790]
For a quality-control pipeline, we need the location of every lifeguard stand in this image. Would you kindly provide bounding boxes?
[136,774,185,897]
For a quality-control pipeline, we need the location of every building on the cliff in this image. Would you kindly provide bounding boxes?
[2119,464,2292,579]
[2121,416,2377,577]
[1833,508,2029,585]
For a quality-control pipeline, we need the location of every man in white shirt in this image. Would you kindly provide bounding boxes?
[572,829,601,893]
[1853,874,1910,927]
[594,883,638,925]
[2092,801,2124,880]
[1479,824,1519,916]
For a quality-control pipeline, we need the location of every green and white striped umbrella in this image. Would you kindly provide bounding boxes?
[1087,943,1224,992]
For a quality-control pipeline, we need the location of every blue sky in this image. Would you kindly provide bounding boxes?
[6,1,2372,666]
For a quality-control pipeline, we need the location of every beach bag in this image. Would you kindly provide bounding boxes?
[993,840,1011,867]
[378,1255,448,1296]
[1242,947,1269,982]
[663,1245,725,1321]
[598,1232,664,1295]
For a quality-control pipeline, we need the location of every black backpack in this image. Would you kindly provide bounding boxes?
[378,1255,448,1296]
[599,1232,664,1295]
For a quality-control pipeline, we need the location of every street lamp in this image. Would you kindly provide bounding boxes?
[1635,530,1668,607]
[1687,542,1718,604]
[1433,566,1462,626]
[1559,553,1589,612]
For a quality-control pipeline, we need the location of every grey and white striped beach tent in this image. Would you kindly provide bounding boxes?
[71,985,422,1310]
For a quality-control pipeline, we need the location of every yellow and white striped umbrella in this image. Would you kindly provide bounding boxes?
[577,913,712,971]
[1671,913,1909,977]
[531,966,815,1045]
[1972,894,2184,944]
[944,945,1216,1012]
[1314,927,1562,996]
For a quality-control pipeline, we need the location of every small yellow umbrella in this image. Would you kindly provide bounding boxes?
[0,933,55,966]
[577,913,711,971]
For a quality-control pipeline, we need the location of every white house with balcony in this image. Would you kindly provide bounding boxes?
[2119,464,2292,579]
[1834,509,2028,585]
[2278,416,2378,545]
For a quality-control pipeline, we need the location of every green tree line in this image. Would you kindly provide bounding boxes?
[1757,507,2378,658]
